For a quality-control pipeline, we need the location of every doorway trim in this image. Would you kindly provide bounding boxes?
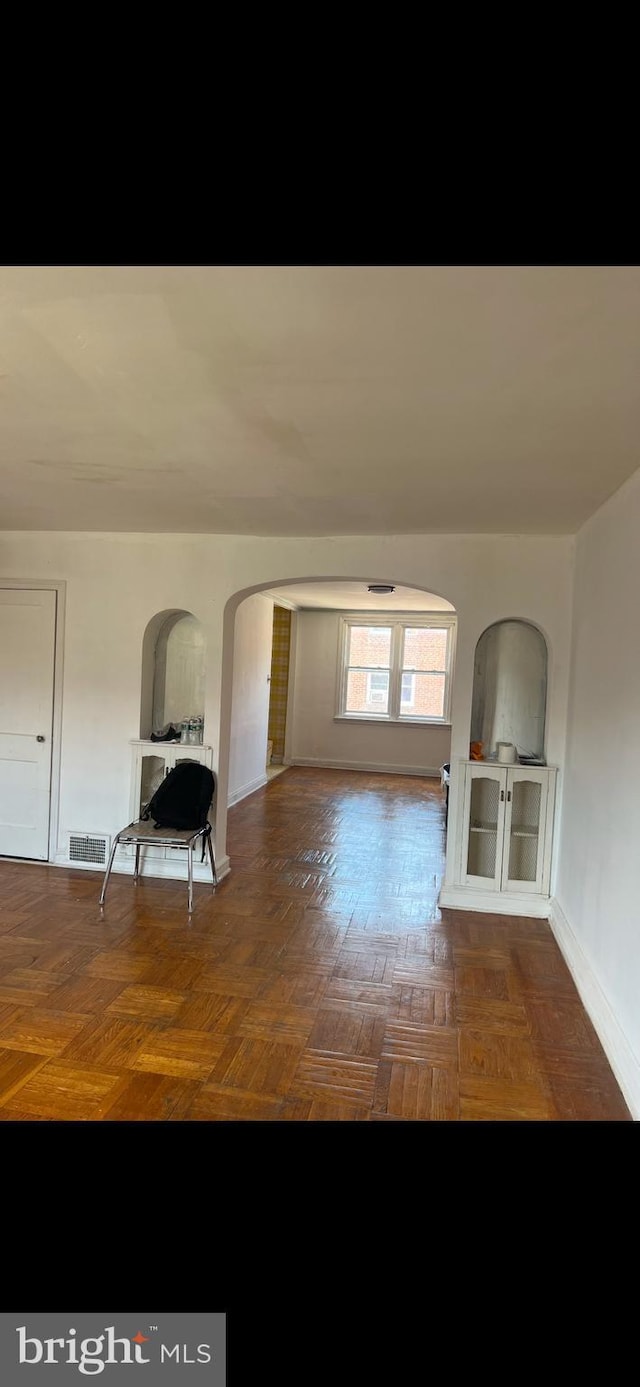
[0,578,66,864]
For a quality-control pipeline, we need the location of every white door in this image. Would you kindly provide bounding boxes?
[0,589,56,860]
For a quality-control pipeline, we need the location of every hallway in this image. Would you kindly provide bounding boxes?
[0,768,630,1120]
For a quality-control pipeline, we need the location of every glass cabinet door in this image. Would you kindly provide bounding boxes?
[464,766,507,888]
[139,753,168,818]
[502,768,548,893]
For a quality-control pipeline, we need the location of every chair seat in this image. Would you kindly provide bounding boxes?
[116,820,210,846]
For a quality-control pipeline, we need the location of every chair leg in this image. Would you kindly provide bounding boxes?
[99,837,120,906]
[188,843,194,913]
[134,844,141,881]
[207,833,217,890]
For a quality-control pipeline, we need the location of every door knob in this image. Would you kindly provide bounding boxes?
[36,735,45,742]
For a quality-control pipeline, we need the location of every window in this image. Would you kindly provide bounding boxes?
[337,616,456,723]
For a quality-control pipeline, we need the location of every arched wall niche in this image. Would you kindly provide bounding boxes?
[470,618,548,761]
[140,608,206,739]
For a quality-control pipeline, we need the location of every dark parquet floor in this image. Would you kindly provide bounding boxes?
[0,768,631,1120]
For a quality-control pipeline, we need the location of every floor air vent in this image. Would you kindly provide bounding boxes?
[69,833,109,866]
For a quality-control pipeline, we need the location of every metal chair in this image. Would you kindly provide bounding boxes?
[99,766,217,913]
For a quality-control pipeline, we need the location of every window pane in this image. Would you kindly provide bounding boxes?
[401,672,415,707]
[348,626,392,668]
[398,672,445,717]
[346,669,389,714]
[403,627,447,671]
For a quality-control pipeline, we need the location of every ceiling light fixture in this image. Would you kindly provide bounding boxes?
[367,584,395,595]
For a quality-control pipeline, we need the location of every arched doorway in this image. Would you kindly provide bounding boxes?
[217,577,457,874]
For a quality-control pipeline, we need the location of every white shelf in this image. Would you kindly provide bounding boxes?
[130,738,213,751]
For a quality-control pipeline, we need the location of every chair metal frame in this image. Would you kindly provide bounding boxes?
[99,819,217,913]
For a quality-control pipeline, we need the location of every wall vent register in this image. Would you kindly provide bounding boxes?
[68,833,110,865]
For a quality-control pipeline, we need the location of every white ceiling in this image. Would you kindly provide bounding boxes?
[1,264,639,535]
[264,580,455,611]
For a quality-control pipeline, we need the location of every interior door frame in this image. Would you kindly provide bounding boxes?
[0,577,66,864]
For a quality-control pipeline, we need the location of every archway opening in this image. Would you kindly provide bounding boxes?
[214,573,458,891]
[217,576,457,867]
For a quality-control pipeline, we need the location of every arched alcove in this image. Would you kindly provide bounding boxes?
[471,619,548,761]
[140,609,206,738]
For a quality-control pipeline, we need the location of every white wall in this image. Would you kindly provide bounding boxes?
[0,529,574,883]
[290,610,451,773]
[553,467,640,1116]
[228,594,273,804]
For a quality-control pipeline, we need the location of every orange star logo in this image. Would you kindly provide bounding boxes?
[132,1333,150,1344]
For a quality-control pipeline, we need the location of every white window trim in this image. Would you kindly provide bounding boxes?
[335,612,457,725]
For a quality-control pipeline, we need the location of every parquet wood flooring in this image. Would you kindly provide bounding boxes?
[0,767,632,1121]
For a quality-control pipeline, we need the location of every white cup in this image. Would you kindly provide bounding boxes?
[497,742,517,764]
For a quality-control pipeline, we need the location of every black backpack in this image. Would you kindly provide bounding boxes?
[142,762,215,831]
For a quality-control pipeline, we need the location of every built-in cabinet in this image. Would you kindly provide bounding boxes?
[440,760,557,916]
[462,762,556,893]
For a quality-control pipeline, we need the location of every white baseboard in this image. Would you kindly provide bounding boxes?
[53,851,231,885]
[109,857,231,885]
[227,773,268,807]
[291,757,442,778]
[549,898,640,1120]
[438,884,552,917]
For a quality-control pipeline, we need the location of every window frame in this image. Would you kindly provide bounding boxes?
[335,613,456,725]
